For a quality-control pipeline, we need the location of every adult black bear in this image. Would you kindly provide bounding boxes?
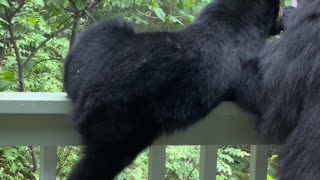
[64,0,281,179]
[238,0,320,179]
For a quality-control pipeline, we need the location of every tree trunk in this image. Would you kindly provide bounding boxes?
[69,12,81,50]
[0,47,4,67]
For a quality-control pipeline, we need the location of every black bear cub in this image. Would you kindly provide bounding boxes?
[64,0,281,179]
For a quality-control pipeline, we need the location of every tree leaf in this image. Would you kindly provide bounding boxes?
[0,71,15,81]
[186,0,193,7]
[0,17,8,24]
[0,0,9,7]
[267,175,274,180]
[2,147,18,161]
[153,7,166,21]
[75,0,85,10]
[27,17,38,25]
[151,1,160,8]
[0,80,10,91]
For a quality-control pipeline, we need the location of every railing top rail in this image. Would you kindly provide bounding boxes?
[0,92,272,146]
[0,92,70,114]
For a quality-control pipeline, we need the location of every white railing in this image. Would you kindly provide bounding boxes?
[0,92,273,180]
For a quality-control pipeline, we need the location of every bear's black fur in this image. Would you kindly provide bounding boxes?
[64,0,281,179]
[238,0,320,179]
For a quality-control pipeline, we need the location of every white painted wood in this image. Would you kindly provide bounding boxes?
[0,92,70,114]
[148,146,166,180]
[40,146,58,180]
[0,93,272,146]
[199,145,218,180]
[249,145,269,180]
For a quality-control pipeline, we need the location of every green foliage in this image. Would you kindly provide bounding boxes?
[0,70,15,91]
[0,0,9,7]
[267,154,279,180]
[166,146,200,180]
[0,147,39,180]
[57,147,81,180]
[217,147,250,180]
[1,0,72,92]
[116,146,251,180]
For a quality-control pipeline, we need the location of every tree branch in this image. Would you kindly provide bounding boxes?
[23,0,102,67]
[11,1,26,17]
[28,146,38,173]
[88,0,102,10]
[133,0,159,19]
[132,0,187,20]
[0,46,5,67]
[24,58,61,78]
[83,9,96,22]
[185,164,199,180]
[6,0,26,21]
[5,7,25,92]
[22,18,78,68]
[69,12,82,50]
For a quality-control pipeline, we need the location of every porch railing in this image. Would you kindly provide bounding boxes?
[0,92,273,180]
